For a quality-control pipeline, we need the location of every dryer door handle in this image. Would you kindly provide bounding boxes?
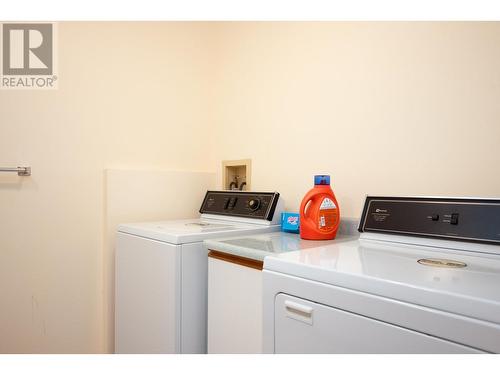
[284,300,314,325]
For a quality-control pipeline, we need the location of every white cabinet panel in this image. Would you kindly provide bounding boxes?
[208,258,262,353]
[274,294,481,354]
[115,233,181,353]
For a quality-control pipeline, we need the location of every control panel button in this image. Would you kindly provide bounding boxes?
[227,197,237,209]
[450,213,459,225]
[431,214,439,221]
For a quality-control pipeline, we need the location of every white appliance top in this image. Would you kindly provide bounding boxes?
[265,236,500,324]
[117,190,284,244]
[265,197,500,325]
[119,218,280,245]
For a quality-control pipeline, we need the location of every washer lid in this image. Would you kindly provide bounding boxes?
[264,238,500,325]
[118,218,279,244]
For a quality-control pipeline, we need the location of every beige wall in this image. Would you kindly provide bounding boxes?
[211,22,500,217]
[0,22,216,353]
[1,21,500,353]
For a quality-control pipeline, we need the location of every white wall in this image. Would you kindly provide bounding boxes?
[0,22,216,353]
[210,22,500,216]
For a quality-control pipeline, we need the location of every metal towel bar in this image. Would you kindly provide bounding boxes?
[0,166,31,176]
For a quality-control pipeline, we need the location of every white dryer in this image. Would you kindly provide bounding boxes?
[263,196,500,353]
[115,190,283,353]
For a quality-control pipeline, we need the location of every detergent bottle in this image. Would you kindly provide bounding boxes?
[299,175,340,240]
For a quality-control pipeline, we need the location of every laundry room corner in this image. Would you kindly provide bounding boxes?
[2,3,500,371]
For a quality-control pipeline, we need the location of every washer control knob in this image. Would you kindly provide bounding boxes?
[248,198,260,211]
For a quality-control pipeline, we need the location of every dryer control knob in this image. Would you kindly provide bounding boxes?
[248,199,260,211]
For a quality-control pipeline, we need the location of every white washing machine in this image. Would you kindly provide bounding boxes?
[263,196,500,353]
[115,190,283,353]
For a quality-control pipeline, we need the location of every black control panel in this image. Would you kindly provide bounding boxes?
[358,196,500,245]
[199,191,280,221]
